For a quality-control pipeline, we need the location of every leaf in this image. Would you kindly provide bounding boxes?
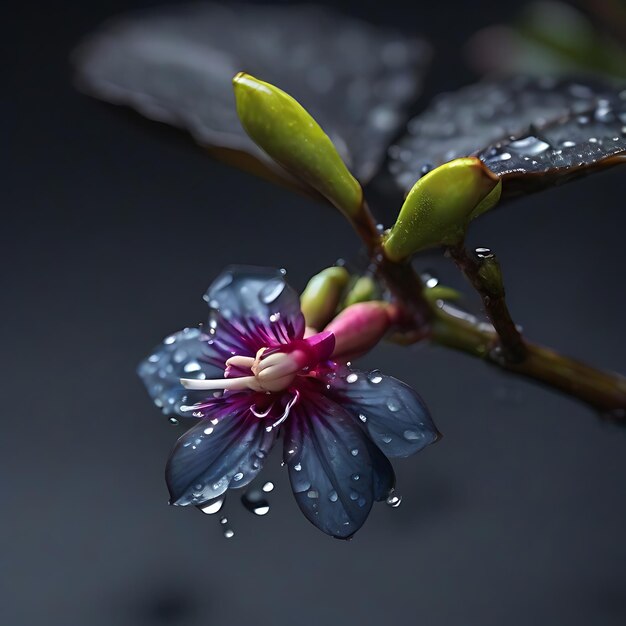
[388,76,626,200]
[74,2,430,189]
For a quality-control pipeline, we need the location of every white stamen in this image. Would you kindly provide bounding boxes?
[180,376,259,391]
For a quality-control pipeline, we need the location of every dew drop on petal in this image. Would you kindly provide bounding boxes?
[382,435,393,444]
[259,278,285,304]
[367,370,383,384]
[387,398,401,412]
[233,472,244,482]
[346,373,359,384]
[403,429,422,441]
[350,448,359,456]
[358,413,367,423]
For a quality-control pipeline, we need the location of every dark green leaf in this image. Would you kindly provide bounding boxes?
[388,77,626,200]
[74,2,430,186]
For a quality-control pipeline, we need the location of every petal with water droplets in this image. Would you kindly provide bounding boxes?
[283,393,394,539]
[137,327,224,417]
[330,369,438,458]
[205,266,305,355]
[166,408,276,506]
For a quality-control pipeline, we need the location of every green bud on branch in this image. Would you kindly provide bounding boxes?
[233,72,363,219]
[383,158,501,260]
[300,266,350,330]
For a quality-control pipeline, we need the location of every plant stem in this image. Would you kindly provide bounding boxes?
[448,244,526,363]
[349,202,626,416]
[430,301,626,416]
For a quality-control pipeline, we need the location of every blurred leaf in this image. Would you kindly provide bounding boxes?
[74,2,430,190]
[388,76,626,200]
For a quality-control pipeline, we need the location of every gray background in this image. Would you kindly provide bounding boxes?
[4,1,626,624]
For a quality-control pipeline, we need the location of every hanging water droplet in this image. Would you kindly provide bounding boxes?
[168,417,179,425]
[224,528,235,539]
[219,516,228,525]
[367,370,383,384]
[262,481,274,493]
[199,497,225,515]
[386,494,402,508]
[241,489,270,516]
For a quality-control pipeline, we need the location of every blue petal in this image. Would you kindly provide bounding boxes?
[166,409,277,506]
[137,328,224,416]
[283,394,394,539]
[205,266,305,352]
[330,368,439,458]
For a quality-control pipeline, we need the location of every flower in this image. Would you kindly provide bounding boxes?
[138,266,439,539]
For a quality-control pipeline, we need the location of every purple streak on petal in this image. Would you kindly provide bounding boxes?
[137,327,224,416]
[283,389,388,539]
[204,266,305,356]
[329,368,439,458]
[166,405,277,506]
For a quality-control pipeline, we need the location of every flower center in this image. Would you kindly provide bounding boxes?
[180,331,335,394]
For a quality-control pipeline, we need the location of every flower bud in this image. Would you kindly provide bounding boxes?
[233,72,363,219]
[300,267,350,330]
[325,301,396,361]
[383,158,501,261]
[344,276,376,307]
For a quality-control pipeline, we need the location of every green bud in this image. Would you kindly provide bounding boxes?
[300,267,350,330]
[383,158,501,261]
[233,73,363,219]
[344,276,376,307]
[423,285,462,306]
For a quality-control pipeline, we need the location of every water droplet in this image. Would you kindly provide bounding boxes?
[387,398,401,412]
[386,494,402,508]
[224,528,235,539]
[328,490,338,502]
[367,370,383,384]
[403,429,422,441]
[486,151,511,163]
[350,448,359,456]
[507,135,550,156]
[346,373,359,384]
[241,489,270,516]
[475,247,493,259]
[262,481,274,493]
[199,497,225,515]
[351,473,360,481]
[577,115,590,125]
[307,489,319,499]
[219,516,228,525]
[259,279,285,304]
[269,312,281,323]
[203,426,214,435]
[382,435,392,444]
[233,472,244,482]
[358,414,367,423]
[294,463,302,472]
[349,491,359,501]
[561,140,576,148]
[168,417,179,425]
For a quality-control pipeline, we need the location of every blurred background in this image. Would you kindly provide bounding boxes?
[3,1,626,625]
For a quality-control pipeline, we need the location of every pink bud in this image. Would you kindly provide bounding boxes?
[324,302,397,361]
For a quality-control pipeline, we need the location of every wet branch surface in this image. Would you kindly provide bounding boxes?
[352,202,626,418]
